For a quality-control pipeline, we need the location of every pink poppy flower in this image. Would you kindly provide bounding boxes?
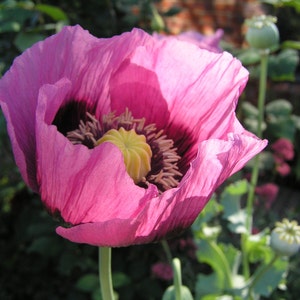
[0,25,267,247]
[153,29,224,53]
[271,138,294,161]
[255,183,279,209]
[151,262,173,281]
[275,160,291,177]
[271,138,294,176]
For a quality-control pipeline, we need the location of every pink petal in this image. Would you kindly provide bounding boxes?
[109,39,250,166]
[176,29,224,53]
[153,29,224,53]
[56,134,266,246]
[0,26,97,190]
[0,26,153,191]
[36,80,159,225]
[127,41,248,139]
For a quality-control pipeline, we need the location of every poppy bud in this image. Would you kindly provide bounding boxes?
[245,15,279,50]
[270,219,300,256]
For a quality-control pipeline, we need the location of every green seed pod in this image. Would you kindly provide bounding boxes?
[270,219,300,257]
[245,15,279,50]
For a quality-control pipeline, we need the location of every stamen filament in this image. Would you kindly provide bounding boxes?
[66,109,183,192]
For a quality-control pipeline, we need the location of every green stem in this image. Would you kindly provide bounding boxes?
[247,254,279,299]
[161,239,173,264]
[241,234,250,279]
[161,240,182,300]
[99,247,114,300]
[245,50,269,232]
[173,258,182,300]
[209,241,233,289]
[242,50,269,280]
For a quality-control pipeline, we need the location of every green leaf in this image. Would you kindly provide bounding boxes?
[192,195,222,229]
[27,236,62,257]
[246,232,272,263]
[242,102,267,133]
[251,257,289,297]
[219,244,242,279]
[244,118,266,135]
[220,180,248,234]
[280,0,300,12]
[0,7,35,24]
[266,99,293,118]
[198,224,222,240]
[295,154,300,181]
[0,21,21,33]
[196,240,235,291]
[76,273,99,292]
[268,49,299,81]
[237,49,261,65]
[226,180,248,195]
[265,99,297,140]
[267,118,296,140]
[281,40,300,50]
[202,296,242,300]
[291,115,300,130]
[14,31,46,52]
[195,273,223,298]
[227,210,248,234]
[112,272,131,288]
[92,287,103,300]
[163,6,182,17]
[35,4,68,21]
[242,102,259,118]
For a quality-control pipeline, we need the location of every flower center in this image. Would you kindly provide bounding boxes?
[66,108,182,192]
[96,128,152,184]
[274,219,300,245]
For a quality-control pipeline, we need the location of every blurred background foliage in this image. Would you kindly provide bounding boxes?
[1,0,300,299]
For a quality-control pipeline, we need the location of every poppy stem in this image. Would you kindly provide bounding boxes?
[99,247,115,300]
[243,49,269,280]
[245,49,269,233]
[172,258,182,300]
[161,239,173,264]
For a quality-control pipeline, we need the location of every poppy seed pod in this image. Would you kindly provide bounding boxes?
[246,15,279,50]
[270,219,300,257]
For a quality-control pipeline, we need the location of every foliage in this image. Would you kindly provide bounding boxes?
[193,182,289,300]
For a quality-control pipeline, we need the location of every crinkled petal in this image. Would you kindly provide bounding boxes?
[109,40,249,166]
[56,134,266,247]
[126,40,248,139]
[175,29,224,52]
[110,60,169,129]
[36,80,158,225]
[133,134,267,243]
[0,26,153,191]
[0,26,98,190]
[153,29,224,53]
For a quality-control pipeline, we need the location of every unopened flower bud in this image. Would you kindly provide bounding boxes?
[245,15,279,50]
[270,219,300,256]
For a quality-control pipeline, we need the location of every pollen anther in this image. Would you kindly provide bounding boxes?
[67,108,182,192]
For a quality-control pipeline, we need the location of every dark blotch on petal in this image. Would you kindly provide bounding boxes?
[52,100,95,135]
[167,123,197,175]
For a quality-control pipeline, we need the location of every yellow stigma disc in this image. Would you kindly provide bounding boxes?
[96,128,152,183]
